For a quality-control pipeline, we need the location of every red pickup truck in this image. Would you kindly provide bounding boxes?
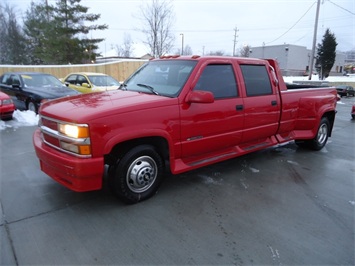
[33,56,338,203]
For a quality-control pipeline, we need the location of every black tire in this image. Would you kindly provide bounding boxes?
[296,117,330,151]
[108,145,164,204]
[352,115,355,120]
[27,101,38,113]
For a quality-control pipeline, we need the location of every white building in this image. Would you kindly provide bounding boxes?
[249,44,345,76]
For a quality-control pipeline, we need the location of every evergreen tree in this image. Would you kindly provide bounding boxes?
[315,28,337,79]
[23,1,53,64]
[23,0,108,64]
[0,3,29,64]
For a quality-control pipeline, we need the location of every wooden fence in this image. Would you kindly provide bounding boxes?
[0,59,147,82]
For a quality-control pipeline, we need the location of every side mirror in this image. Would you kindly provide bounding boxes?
[186,90,214,104]
[82,83,91,88]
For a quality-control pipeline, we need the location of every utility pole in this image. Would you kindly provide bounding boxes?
[180,33,184,55]
[308,0,321,80]
[233,27,239,57]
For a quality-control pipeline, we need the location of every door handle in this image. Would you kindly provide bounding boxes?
[236,105,244,111]
[271,100,277,106]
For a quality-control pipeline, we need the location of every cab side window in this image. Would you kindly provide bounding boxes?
[11,75,21,86]
[66,75,77,85]
[194,64,238,99]
[77,75,87,86]
[240,65,272,96]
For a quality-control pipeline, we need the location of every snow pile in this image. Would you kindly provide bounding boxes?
[0,110,39,131]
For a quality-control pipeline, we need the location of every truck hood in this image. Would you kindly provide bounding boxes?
[39,90,178,122]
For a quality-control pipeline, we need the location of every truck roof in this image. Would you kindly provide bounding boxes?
[154,55,268,64]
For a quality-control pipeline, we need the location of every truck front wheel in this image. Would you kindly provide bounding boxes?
[108,145,164,204]
[295,117,330,151]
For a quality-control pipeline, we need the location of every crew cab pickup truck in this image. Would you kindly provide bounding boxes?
[33,56,338,203]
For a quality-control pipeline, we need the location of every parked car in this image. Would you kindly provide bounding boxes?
[61,72,120,93]
[351,105,355,119]
[335,85,355,97]
[0,91,15,120]
[0,72,80,113]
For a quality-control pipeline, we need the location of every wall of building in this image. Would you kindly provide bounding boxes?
[249,44,345,76]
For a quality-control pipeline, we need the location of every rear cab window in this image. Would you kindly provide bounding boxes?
[240,65,273,97]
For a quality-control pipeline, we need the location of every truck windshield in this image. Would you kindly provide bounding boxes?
[123,60,197,97]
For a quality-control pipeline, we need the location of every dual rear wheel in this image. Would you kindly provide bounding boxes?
[295,117,330,151]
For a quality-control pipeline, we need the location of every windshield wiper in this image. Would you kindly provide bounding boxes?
[137,83,159,95]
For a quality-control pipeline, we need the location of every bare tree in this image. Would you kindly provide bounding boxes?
[122,33,134,57]
[139,0,175,57]
[114,33,134,57]
[239,45,251,57]
[207,50,226,56]
[176,44,193,56]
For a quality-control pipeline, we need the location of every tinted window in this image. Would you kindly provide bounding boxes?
[77,75,87,85]
[66,75,77,85]
[0,74,11,85]
[194,64,238,99]
[240,65,272,96]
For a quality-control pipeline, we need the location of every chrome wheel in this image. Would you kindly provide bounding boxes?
[317,123,328,146]
[108,144,165,203]
[126,155,157,193]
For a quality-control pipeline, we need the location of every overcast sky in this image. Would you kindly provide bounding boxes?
[8,0,355,57]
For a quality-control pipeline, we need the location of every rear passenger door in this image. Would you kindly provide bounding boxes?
[239,64,281,144]
[180,63,244,160]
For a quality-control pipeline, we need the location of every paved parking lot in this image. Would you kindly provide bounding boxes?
[1,97,354,265]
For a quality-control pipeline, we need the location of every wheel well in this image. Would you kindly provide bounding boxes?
[104,137,170,167]
[322,111,336,137]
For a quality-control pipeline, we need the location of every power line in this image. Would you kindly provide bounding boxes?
[328,0,355,16]
[265,1,316,45]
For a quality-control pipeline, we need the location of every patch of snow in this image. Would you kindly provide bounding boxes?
[0,110,39,131]
[320,147,328,153]
[287,160,299,165]
[249,167,260,173]
[239,178,249,190]
[349,201,355,206]
[198,174,222,185]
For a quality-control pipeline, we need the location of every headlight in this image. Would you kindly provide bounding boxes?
[0,99,13,106]
[58,123,89,138]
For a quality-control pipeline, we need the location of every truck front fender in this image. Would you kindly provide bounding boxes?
[103,128,179,166]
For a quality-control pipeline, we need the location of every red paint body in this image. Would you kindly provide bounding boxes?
[0,91,15,120]
[33,56,338,192]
